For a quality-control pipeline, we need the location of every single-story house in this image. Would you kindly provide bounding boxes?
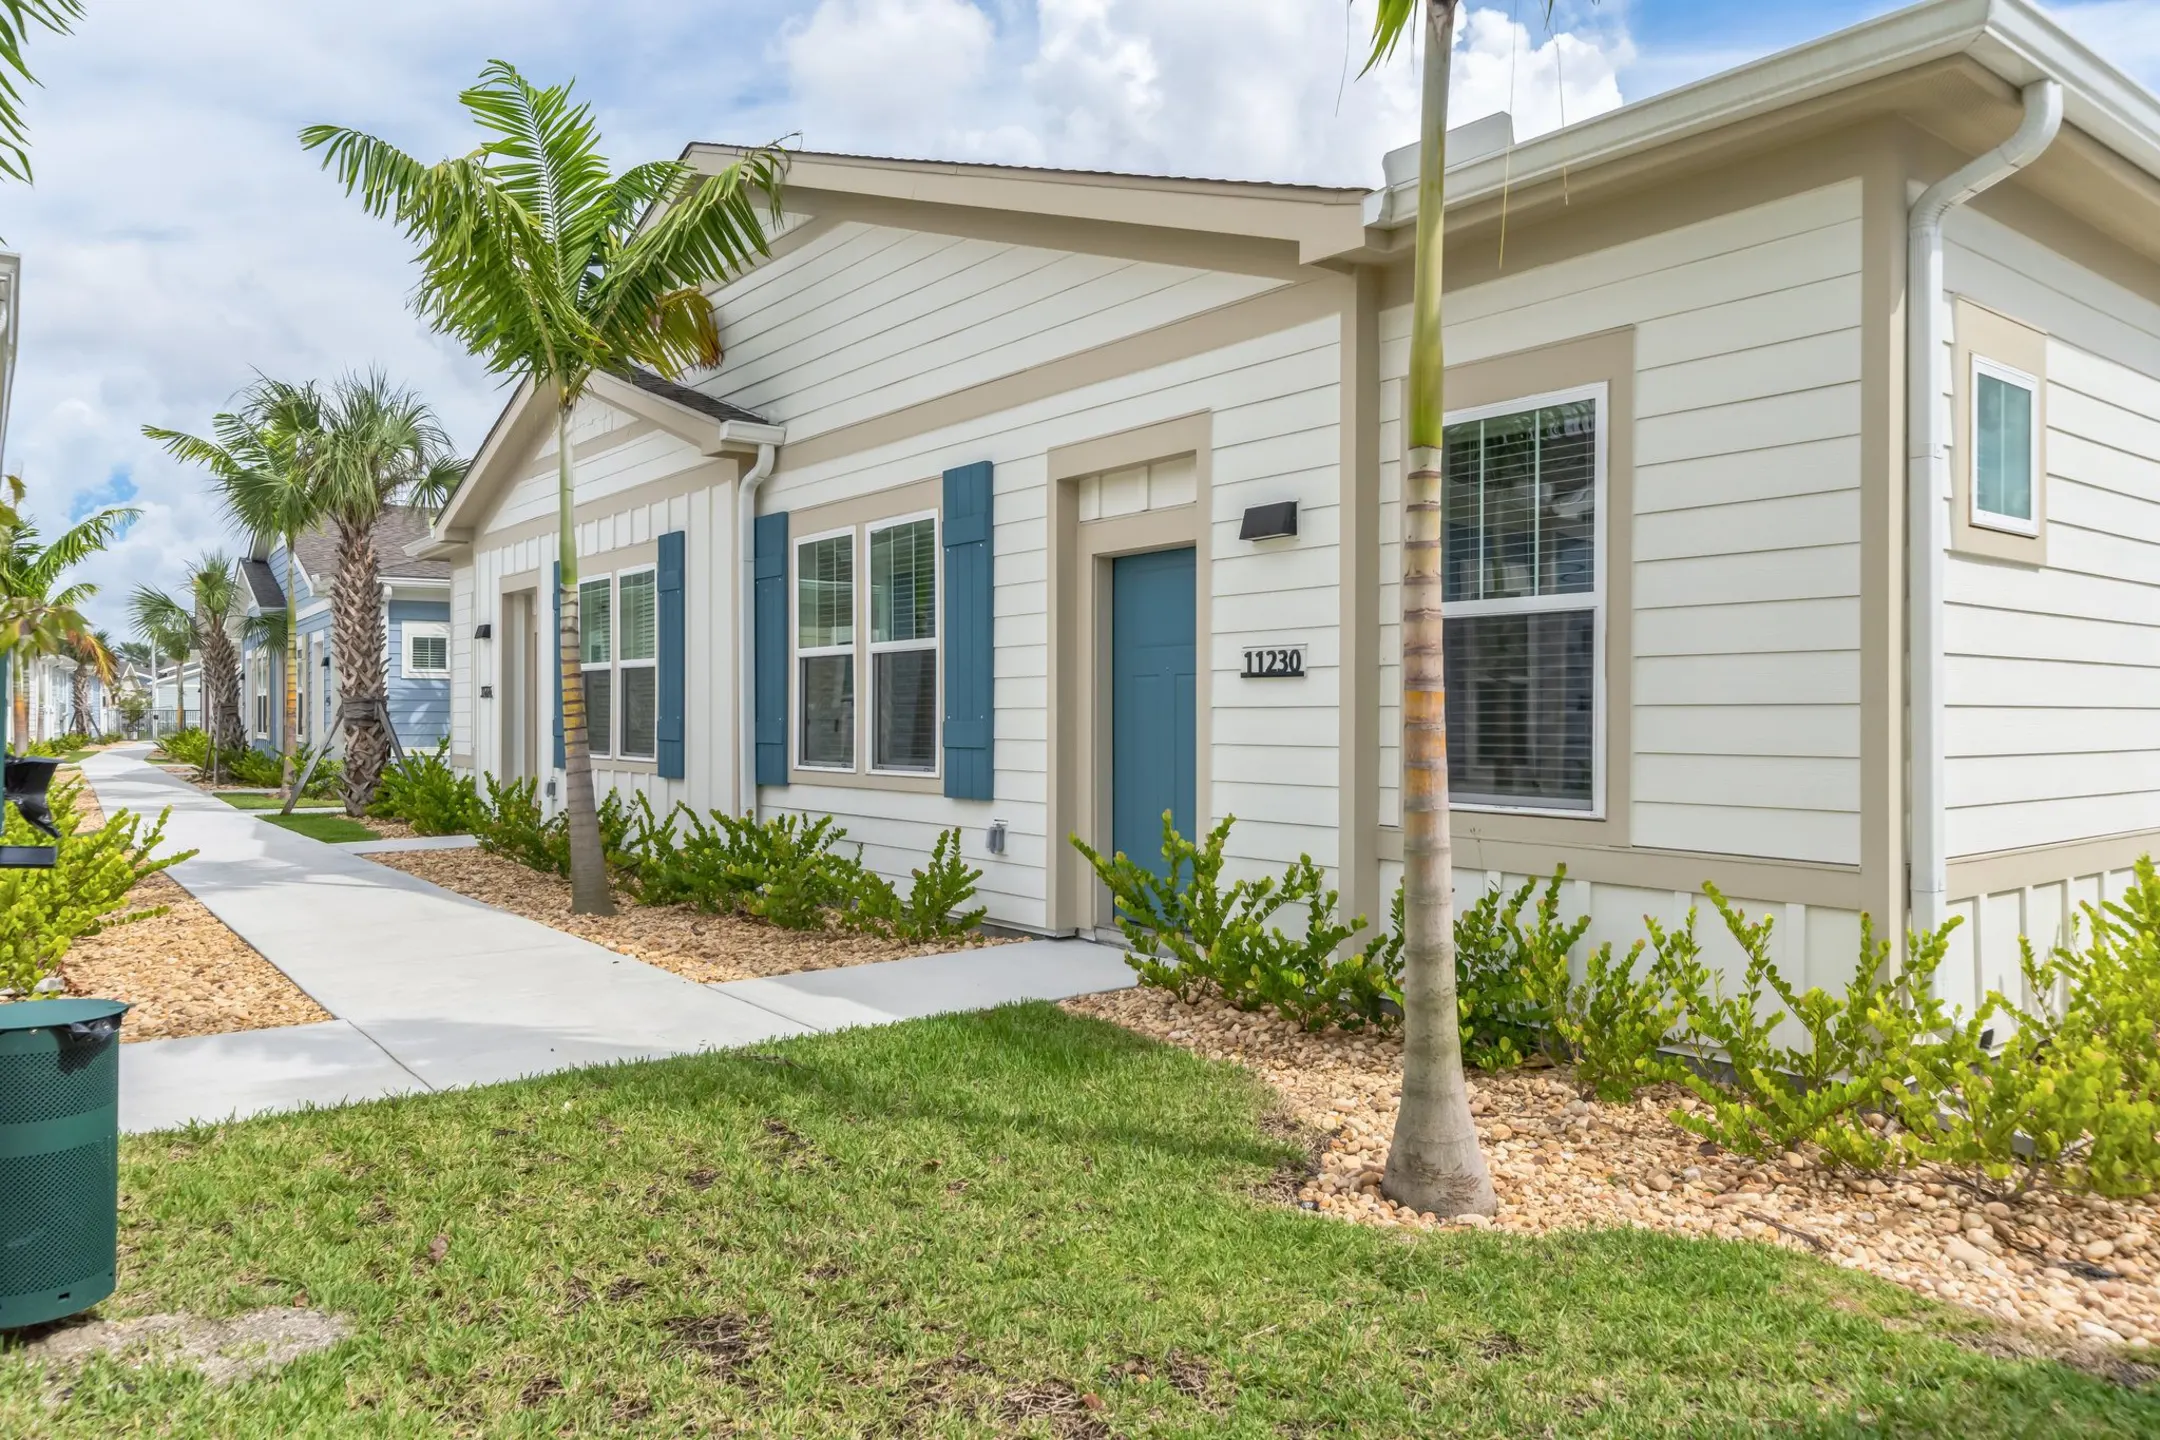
[240,506,453,757]
[415,0,2160,1014]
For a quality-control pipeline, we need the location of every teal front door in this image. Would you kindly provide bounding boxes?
[1110,547,1197,876]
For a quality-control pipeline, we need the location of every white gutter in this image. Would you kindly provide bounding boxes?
[1906,77,2061,937]
[725,423,783,817]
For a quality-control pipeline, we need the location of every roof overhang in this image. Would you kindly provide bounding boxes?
[422,373,784,563]
[1356,0,2160,262]
[680,145,1373,267]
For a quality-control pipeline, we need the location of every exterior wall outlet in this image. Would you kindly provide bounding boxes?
[987,819,1008,855]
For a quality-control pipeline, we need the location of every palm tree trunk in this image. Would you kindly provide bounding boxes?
[200,622,244,754]
[1383,0,1495,1221]
[333,514,390,815]
[70,663,90,735]
[281,531,300,800]
[555,399,614,915]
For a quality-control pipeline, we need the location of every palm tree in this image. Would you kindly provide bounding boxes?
[1362,0,1559,1219]
[0,1,81,184]
[313,373,464,815]
[66,626,111,734]
[146,378,329,799]
[138,556,247,761]
[302,61,788,915]
[128,590,193,734]
[0,474,135,747]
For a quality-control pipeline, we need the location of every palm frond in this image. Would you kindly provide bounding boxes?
[0,0,81,184]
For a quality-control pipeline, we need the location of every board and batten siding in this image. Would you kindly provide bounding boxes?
[459,390,739,818]
[756,305,1343,929]
[1935,205,2160,1014]
[691,220,1283,444]
[1376,180,1866,870]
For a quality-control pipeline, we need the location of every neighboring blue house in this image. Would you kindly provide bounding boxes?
[239,505,452,757]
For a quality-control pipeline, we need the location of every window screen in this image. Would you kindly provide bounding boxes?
[1974,364,2036,528]
[410,633,448,674]
[797,533,856,769]
[617,571,657,662]
[1439,395,1599,811]
[580,579,612,664]
[582,667,612,757]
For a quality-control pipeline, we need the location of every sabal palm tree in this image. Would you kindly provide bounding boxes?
[146,378,329,799]
[1361,0,1571,1219]
[0,0,81,184]
[0,474,134,747]
[128,588,193,733]
[303,61,788,915]
[313,373,464,815]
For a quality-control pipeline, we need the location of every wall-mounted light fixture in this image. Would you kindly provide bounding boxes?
[1238,500,1298,541]
[474,622,493,640]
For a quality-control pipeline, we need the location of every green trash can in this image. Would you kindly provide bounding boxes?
[0,998,128,1329]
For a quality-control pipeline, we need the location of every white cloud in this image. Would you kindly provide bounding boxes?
[782,0,997,142]
[780,1,1634,184]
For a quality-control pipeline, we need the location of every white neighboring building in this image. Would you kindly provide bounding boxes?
[417,0,2160,1010]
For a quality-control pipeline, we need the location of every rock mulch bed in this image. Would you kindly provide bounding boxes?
[366,845,1005,985]
[57,773,331,1042]
[1065,984,2160,1350]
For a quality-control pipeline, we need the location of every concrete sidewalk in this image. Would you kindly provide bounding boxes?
[84,748,1130,1132]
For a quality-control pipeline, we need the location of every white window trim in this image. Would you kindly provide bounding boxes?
[1969,353,2041,538]
[792,525,859,774]
[614,564,659,762]
[402,621,451,680]
[1439,380,1609,822]
[867,509,943,778]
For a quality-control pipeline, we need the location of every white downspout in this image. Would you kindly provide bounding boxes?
[1907,78,2061,937]
[736,439,778,818]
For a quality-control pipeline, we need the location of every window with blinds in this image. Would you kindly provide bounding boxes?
[796,531,856,769]
[579,576,614,757]
[1439,389,1602,812]
[617,569,658,760]
[869,515,938,772]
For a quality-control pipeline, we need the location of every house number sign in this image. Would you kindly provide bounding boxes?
[1241,645,1306,679]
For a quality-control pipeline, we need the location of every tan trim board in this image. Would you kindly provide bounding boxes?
[1047,413,1211,484]
[1337,267,1380,930]
[576,540,660,578]
[1049,416,1214,933]
[1859,135,1911,943]
[785,476,938,538]
[1948,296,2048,566]
[1376,825,1865,911]
[774,280,1333,474]
[1400,327,1636,851]
[1948,829,2160,901]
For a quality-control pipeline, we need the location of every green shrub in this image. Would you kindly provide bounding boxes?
[158,728,209,768]
[853,828,987,941]
[1454,879,1541,1069]
[0,778,192,996]
[1074,814,1395,1031]
[371,742,481,834]
[738,813,864,930]
[475,774,560,873]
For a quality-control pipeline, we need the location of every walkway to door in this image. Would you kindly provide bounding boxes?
[83,748,1131,1132]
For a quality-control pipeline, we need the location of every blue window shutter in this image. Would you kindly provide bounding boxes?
[657,530,687,780]
[753,512,789,790]
[942,461,994,800]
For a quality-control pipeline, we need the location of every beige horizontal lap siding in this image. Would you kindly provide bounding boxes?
[693,219,1286,443]
[1936,206,2160,1014]
[755,299,1344,931]
[1378,180,1866,869]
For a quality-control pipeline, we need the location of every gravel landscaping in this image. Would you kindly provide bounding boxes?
[366,845,1005,984]
[1065,983,2160,1351]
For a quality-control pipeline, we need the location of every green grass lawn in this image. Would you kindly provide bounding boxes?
[218,792,341,812]
[5,1006,2152,1437]
[256,811,377,843]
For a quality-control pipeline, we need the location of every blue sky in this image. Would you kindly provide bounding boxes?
[2,0,2153,635]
